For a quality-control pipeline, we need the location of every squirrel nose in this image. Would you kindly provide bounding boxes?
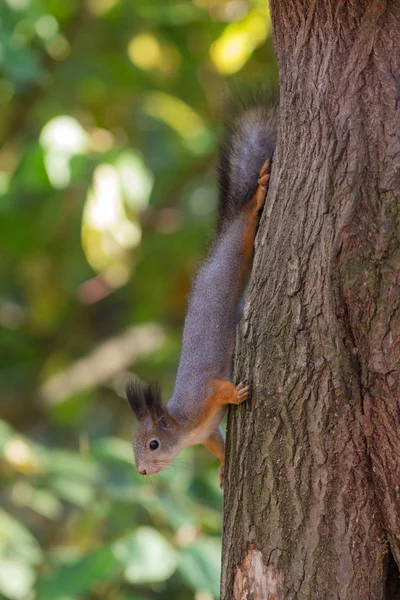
[138,467,147,475]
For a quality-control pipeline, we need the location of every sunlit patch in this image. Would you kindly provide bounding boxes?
[193,0,247,21]
[86,0,119,15]
[210,9,270,74]
[145,91,203,138]
[4,0,30,9]
[127,34,180,75]
[83,164,141,270]
[145,92,213,153]
[195,592,213,600]
[40,116,88,188]
[81,157,152,286]
[43,153,70,188]
[0,560,36,600]
[35,15,58,40]
[85,165,121,229]
[112,527,177,584]
[3,438,40,474]
[41,115,87,154]
[116,152,154,211]
[128,34,162,71]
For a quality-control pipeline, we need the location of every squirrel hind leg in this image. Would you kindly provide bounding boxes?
[203,428,225,488]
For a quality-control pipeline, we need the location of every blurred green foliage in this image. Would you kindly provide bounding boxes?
[0,0,277,598]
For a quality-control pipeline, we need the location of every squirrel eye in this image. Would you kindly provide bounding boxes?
[149,440,159,451]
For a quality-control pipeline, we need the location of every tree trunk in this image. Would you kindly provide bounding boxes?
[221,1,400,598]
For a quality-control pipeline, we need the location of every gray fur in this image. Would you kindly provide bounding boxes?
[169,217,245,418]
[217,105,277,230]
[169,105,277,421]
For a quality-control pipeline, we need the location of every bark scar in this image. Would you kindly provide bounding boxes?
[233,545,284,599]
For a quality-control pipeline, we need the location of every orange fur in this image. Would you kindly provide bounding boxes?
[238,159,270,288]
[204,432,225,463]
[201,378,249,488]
[207,377,249,411]
[203,429,225,487]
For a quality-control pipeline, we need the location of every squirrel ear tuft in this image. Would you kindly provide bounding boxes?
[144,381,165,425]
[146,383,178,430]
[126,381,147,421]
[127,380,172,428]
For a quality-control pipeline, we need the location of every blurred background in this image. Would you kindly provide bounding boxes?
[0,0,277,598]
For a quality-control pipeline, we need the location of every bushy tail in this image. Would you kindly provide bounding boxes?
[217,93,278,230]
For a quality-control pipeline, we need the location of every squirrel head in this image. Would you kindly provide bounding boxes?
[126,380,181,476]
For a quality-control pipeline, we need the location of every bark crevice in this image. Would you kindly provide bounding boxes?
[384,548,400,600]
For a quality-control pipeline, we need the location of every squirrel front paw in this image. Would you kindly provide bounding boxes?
[235,380,250,404]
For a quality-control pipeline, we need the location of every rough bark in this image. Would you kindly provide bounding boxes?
[221,1,400,598]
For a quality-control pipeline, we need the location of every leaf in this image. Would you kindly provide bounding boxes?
[112,527,177,584]
[36,547,121,600]
[45,449,101,481]
[91,436,134,464]
[144,493,193,530]
[177,537,221,598]
[10,482,63,520]
[45,450,101,506]
[50,476,95,507]
[0,559,36,600]
[0,510,42,565]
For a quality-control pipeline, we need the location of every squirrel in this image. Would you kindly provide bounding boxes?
[126,98,277,487]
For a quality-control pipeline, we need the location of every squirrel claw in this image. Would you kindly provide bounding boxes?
[235,380,250,404]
